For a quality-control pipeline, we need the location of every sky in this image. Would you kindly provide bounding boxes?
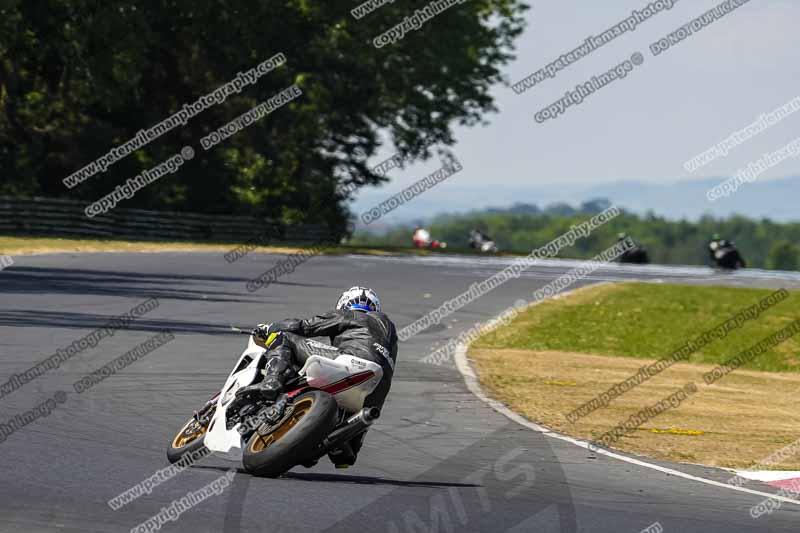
[350,0,800,223]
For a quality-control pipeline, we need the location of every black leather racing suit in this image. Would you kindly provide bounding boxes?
[708,239,729,264]
[263,309,398,408]
[709,239,744,268]
[258,309,398,464]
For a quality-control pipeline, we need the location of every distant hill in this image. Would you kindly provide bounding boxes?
[350,175,800,231]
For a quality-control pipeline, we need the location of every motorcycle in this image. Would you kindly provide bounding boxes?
[618,246,649,264]
[712,245,746,269]
[469,231,498,253]
[477,241,498,253]
[412,228,447,249]
[166,329,384,477]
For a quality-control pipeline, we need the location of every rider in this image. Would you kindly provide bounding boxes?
[469,228,490,248]
[708,233,730,261]
[708,233,745,268]
[413,226,431,247]
[616,233,649,264]
[238,286,398,467]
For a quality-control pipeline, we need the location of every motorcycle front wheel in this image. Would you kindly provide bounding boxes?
[166,405,215,464]
[243,390,337,477]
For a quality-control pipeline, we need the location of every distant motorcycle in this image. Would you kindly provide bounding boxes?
[616,234,649,264]
[166,328,383,477]
[709,238,746,269]
[412,227,447,249]
[469,229,498,253]
[619,247,650,264]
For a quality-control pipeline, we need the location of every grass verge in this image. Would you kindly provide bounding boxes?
[469,282,800,469]
[0,234,407,257]
[0,234,529,258]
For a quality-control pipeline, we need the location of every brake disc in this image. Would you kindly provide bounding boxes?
[257,403,295,436]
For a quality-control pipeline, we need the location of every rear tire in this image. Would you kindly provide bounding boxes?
[243,390,337,477]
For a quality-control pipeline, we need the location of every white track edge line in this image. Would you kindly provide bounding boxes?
[452,296,800,507]
[736,471,800,482]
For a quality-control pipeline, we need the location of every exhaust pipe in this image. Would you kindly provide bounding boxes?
[322,407,380,451]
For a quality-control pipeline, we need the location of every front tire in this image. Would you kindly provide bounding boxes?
[167,408,214,464]
[243,390,338,477]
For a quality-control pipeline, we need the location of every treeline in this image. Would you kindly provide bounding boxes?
[0,0,528,234]
[352,201,800,270]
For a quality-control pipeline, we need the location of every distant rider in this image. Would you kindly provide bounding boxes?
[708,233,730,262]
[708,234,745,269]
[413,226,431,247]
[469,228,490,249]
[616,233,649,264]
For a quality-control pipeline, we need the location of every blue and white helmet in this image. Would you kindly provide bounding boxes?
[336,286,381,313]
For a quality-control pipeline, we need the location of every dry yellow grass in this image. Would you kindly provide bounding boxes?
[469,348,800,469]
[0,235,405,257]
[0,235,321,256]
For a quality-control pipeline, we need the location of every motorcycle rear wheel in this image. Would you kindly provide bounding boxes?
[243,390,337,477]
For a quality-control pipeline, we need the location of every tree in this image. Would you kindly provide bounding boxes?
[544,203,576,216]
[353,208,800,269]
[766,241,800,271]
[579,198,612,214]
[0,0,529,233]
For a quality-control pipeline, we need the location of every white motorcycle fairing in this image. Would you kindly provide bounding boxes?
[203,336,383,459]
[480,241,497,253]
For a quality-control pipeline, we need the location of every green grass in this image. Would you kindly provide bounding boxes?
[474,283,800,373]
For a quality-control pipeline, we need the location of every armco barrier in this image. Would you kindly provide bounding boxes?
[0,196,337,243]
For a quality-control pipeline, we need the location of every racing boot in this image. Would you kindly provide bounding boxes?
[327,432,366,469]
[236,349,295,402]
[328,442,357,469]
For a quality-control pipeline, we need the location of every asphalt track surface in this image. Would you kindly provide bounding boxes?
[1,251,800,533]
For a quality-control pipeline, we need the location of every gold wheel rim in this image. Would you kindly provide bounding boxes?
[248,397,314,453]
[172,417,208,449]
